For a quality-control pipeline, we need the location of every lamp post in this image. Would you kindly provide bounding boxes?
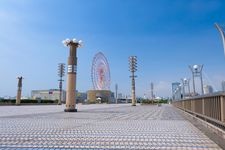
[58,63,65,105]
[62,38,82,112]
[189,65,204,95]
[115,84,118,104]
[16,76,23,105]
[215,23,225,55]
[181,78,191,98]
[129,56,137,106]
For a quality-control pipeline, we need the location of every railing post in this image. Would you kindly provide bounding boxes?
[221,96,224,122]
[202,98,205,115]
[182,101,184,110]
[192,100,195,113]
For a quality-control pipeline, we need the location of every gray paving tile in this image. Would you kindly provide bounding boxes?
[0,104,222,149]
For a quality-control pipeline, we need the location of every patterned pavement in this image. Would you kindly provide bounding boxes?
[0,104,222,150]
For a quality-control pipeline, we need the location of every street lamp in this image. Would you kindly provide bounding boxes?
[16,76,23,105]
[189,65,204,95]
[129,56,137,106]
[181,78,191,98]
[174,84,182,100]
[215,23,225,55]
[58,63,65,105]
[62,38,82,112]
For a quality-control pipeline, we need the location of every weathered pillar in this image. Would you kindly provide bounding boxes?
[62,38,82,112]
[16,77,23,105]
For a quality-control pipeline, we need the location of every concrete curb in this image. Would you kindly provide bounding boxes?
[175,107,225,149]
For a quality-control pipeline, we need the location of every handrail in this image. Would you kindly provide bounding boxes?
[173,94,225,129]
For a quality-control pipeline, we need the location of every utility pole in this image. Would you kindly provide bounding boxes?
[115,84,118,104]
[58,63,65,105]
[129,56,137,106]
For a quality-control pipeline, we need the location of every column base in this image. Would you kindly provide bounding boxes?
[132,104,136,106]
[64,108,77,112]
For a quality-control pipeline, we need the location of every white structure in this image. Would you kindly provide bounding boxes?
[31,89,66,101]
[203,85,213,94]
[118,93,123,99]
[215,23,225,55]
[181,78,191,98]
[172,82,181,100]
[189,64,204,95]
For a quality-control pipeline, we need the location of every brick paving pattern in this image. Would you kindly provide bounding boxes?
[0,104,222,149]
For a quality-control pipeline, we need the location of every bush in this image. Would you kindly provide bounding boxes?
[40,99,57,103]
[0,99,57,104]
[0,99,16,103]
[21,99,38,103]
[141,99,153,104]
[141,99,168,104]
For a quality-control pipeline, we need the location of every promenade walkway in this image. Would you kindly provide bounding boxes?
[0,104,222,149]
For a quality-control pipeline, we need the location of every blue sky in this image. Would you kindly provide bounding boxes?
[1,0,225,98]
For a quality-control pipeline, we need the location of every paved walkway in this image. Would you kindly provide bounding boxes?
[0,104,222,149]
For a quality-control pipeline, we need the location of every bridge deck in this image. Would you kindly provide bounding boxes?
[0,104,222,149]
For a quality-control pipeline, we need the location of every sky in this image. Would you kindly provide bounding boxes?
[1,0,225,98]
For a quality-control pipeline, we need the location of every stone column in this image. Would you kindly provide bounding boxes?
[63,40,81,112]
[16,77,23,105]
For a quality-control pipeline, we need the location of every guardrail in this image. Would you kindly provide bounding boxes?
[173,92,225,128]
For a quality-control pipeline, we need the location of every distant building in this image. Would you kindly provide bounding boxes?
[31,89,66,102]
[222,81,225,92]
[204,85,213,94]
[76,92,87,103]
[118,93,123,99]
[87,90,112,103]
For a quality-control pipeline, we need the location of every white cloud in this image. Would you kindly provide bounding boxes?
[154,81,171,98]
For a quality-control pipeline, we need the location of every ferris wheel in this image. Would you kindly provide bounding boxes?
[91,52,110,90]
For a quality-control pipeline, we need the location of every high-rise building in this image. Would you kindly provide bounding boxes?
[222,81,225,92]
[150,82,154,100]
[203,85,213,94]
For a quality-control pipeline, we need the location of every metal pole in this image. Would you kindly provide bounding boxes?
[129,56,137,106]
[200,72,204,94]
[215,23,225,55]
[58,63,65,105]
[131,72,136,106]
[115,84,118,104]
[188,79,191,96]
[192,73,196,95]
[59,81,62,105]
[182,83,185,99]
